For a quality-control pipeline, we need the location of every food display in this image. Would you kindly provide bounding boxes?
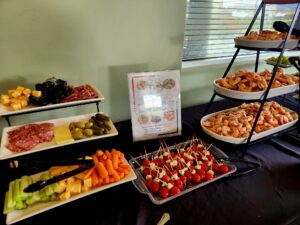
[0,78,104,117]
[129,138,236,204]
[201,101,298,144]
[216,68,299,92]
[4,149,137,224]
[0,113,118,160]
[238,30,298,41]
[266,55,292,68]
[234,30,299,49]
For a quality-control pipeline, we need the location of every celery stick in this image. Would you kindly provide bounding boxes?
[7,181,16,209]
[15,200,27,210]
[13,179,21,202]
[19,176,32,200]
[32,191,41,202]
[3,192,13,214]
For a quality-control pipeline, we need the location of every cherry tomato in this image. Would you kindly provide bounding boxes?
[151,181,160,193]
[175,166,181,171]
[205,172,214,181]
[197,169,206,180]
[143,168,150,176]
[212,162,219,172]
[171,186,181,195]
[142,159,151,167]
[180,175,187,185]
[220,164,229,174]
[174,179,184,190]
[145,179,153,189]
[193,173,201,183]
[201,163,208,171]
[160,187,169,198]
[155,158,164,167]
[151,170,157,177]
[185,171,193,181]
[162,175,171,183]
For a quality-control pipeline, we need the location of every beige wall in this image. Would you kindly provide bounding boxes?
[0,0,186,134]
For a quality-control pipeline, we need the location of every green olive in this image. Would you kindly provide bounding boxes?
[75,121,85,129]
[85,122,93,129]
[83,129,93,137]
[69,122,76,130]
[71,129,84,140]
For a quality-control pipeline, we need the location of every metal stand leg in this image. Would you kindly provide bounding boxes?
[96,102,100,112]
[4,116,11,126]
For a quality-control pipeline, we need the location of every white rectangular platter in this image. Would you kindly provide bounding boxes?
[200,106,298,144]
[214,79,299,100]
[6,165,137,224]
[0,113,118,160]
[234,38,299,49]
[0,85,104,117]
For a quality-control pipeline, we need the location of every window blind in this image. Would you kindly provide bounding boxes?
[183,0,297,61]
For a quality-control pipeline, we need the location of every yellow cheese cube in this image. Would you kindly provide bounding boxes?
[11,103,22,111]
[58,191,71,201]
[32,90,41,97]
[11,91,21,98]
[22,88,31,96]
[54,126,74,145]
[0,95,10,105]
[20,100,28,108]
[16,86,25,93]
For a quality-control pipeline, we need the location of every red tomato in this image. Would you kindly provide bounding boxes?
[142,159,151,167]
[151,181,160,193]
[220,164,229,174]
[145,179,153,189]
[205,172,214,181]
[201,163,208,171]
[185,171,193,181]
[180,175,187,185]
[155,158,164,167]
[171,186,181,195]
[160,187,169,198]
[193,173,201,183]
[212,162,219,172]
[162,175,171,183]
[174,179,184,190]
[143,168,150,176]
[151,170,157,177]
[175,166,181,171]
[197,169,206,180]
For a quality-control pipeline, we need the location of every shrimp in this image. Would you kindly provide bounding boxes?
[231,126,240,138]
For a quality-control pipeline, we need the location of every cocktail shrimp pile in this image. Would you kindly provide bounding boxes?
[202,101,297,138]
[216,68,299,92]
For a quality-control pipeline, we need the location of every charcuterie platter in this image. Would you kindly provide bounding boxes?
[0,113,118,160]
[0,84,104,117]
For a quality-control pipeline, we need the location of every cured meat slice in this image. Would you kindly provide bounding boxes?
[60,84,99,103]
[6,123,54,152]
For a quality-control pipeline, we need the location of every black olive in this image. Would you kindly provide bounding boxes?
[35,83,43,91]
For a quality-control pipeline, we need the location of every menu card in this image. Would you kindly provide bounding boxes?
[128,70,181,142]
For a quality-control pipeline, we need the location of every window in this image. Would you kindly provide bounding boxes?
[183,0,298,61]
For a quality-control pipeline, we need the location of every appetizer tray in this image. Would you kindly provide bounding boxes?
[129,140,237,205]
[0,113,118,160]
[214,79,299,100]
[200,106,298,144]
[234,38,299,49]
[265,59,293,68]
[6,164,137,224]
[0,85,104,117]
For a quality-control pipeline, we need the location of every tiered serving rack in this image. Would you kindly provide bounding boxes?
[201,0,300,157]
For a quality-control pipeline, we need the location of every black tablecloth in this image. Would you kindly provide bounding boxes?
[0,99,300,225]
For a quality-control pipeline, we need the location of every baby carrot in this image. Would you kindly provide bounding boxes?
[112,153,119,170]
[92,155,99,164]
[96,150,104,157]
[96,162,109,179]
[105,150,111,160]
[119,172,125,179]
[117,166,130,175]
[91,170,99,187]
[102,154,108,161]
[106,159,114,175]
[112,170,120,182]
[83,166,96,179]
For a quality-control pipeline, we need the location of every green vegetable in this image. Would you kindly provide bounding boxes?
[7,181,15,209]
[3,192,13,214]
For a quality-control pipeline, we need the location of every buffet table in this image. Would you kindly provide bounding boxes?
[0,98,300,225]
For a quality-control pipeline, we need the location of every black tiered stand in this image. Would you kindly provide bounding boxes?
[202,0,300,158]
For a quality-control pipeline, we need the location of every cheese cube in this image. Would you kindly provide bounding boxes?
[0,95,10,105]
[11,103,22,111]
[32,90,41,97]
[16,86,25,93]
[22,88,31,96]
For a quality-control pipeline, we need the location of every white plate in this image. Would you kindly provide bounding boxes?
[234,38,299,49]
[0,113,118,160]
[6,163,137,224]
[0,85,104,117]
[214,79,299,100]
[200,106,298,144]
